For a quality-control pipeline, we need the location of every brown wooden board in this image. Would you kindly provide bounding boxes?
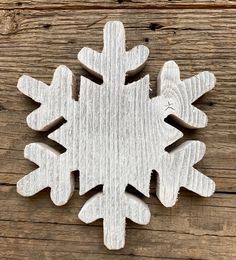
[1,0,236,10]
[0,6,235,259]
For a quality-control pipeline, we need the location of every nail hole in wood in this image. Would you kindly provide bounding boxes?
[149,23,163,31]
[43,24,52,29]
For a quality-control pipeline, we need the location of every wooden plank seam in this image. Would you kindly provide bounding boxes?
[16,21,216,250]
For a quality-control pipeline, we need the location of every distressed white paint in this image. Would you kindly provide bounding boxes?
[17,21,216,250]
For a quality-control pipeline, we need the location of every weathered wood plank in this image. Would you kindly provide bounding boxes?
[1,186,235,233]
[1,0,236,10]
[0,224,235,259]
[0,186,235,259]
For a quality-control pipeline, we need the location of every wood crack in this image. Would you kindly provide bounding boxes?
[1,219,235,239]
[0,4,236,11]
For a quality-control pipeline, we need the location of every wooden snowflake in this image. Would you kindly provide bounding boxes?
[17,21,216,250]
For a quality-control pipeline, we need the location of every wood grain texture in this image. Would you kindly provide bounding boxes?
[0,4,235,259]
[1,0,236,10]
[1,186,236,259]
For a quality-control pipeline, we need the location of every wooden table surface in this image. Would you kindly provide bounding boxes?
[0,1,235,259]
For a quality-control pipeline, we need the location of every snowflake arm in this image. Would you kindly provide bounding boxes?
[17,143,75,205]
[156,141,215,207]
[157,60,216,128]
[79,192,150,250]
[17,65,76,131]
[78,21,149,82]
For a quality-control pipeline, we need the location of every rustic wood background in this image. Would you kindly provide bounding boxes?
[0,0,235,259]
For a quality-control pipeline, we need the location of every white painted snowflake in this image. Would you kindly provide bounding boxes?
[17,21,216,250]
